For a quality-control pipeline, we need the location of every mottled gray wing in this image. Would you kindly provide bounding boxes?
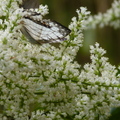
[21,17,71,44]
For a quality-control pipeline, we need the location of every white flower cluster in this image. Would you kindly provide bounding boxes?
[0,0,120,120]
[86,0,120,29]
[75,43,120,120]
[60,7,90,60]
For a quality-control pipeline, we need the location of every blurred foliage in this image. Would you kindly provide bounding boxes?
[108,107,120,120]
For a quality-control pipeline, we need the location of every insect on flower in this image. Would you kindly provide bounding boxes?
[20,10,71,44]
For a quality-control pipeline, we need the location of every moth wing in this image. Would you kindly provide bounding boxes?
[21,18,71,44]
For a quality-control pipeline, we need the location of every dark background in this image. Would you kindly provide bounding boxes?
[22,0,120,66]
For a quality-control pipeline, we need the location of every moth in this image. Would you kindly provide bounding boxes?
[20,10,71,44]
